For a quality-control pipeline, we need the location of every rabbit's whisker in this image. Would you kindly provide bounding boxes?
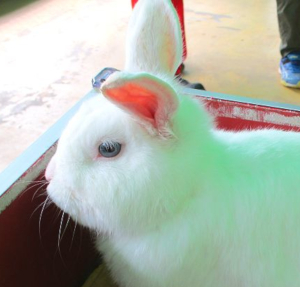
[69,216,78,251]
[39,196,50,240]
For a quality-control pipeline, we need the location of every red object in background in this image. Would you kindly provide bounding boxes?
[0,175,98,287]
[131,0,187,64]
[201,97,300,132]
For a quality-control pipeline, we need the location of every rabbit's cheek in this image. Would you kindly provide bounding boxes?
[45,155,57,182]
[47,184,97,229]
[47,182,63,206]
[47,180,72,208]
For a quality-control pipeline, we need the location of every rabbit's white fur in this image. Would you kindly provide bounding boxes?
[46,0,300,286]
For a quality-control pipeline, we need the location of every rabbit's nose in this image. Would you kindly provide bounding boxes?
[45,155,56,182]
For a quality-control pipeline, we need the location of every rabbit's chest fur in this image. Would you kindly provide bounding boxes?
[98,129,300,287]
[99,193,300,287]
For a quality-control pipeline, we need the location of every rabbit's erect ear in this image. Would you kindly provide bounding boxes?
[125,0,183,76]
[101,72,178,135]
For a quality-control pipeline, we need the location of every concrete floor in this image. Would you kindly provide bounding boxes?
[0,0,300,173]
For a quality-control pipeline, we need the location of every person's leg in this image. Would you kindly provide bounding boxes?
[169,0,187,61]
[276,0,300,88]
[276,0,300,57]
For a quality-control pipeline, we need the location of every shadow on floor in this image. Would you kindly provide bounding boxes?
[0,0,39,17]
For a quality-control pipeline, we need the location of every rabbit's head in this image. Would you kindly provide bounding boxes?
[46,0,213,235]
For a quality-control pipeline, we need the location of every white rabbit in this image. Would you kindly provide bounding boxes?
[46,0,300,286]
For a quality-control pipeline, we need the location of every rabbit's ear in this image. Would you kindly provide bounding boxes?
[125,0,183,76]
[101,72,178,135]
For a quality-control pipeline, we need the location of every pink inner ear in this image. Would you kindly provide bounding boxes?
[104,82,159,125]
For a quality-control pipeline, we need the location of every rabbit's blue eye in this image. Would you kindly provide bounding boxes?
[99,142,121,158]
